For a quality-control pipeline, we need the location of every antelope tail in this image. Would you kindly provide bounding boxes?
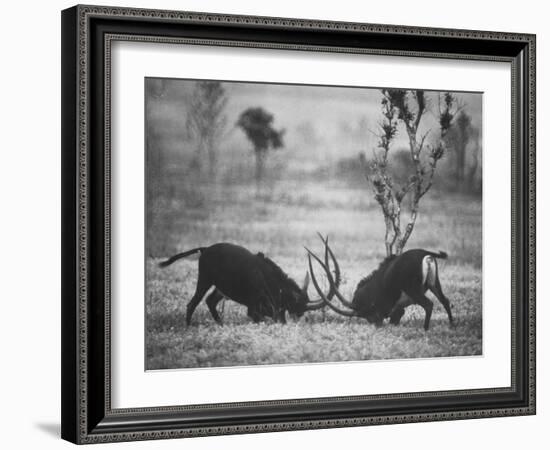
[426,250,448,259]
[158,247,205,268]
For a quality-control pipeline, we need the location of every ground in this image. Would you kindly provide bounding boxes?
[145,179,482,370]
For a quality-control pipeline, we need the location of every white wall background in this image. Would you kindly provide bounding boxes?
[0,0,545,448]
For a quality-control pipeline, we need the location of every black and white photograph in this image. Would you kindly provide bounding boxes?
[145,78,483,370]
[0,0,543,446]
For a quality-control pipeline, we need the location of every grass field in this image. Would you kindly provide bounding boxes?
[145,178,482,370]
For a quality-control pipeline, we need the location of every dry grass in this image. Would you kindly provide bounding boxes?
[146,179,482,370]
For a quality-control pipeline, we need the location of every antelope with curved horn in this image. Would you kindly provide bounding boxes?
[159,236,340,325]
[306,240,454,330]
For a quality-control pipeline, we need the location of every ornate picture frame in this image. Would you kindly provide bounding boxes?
[61,4,535,444]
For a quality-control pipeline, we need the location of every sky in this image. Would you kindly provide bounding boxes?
[146,77,482,167]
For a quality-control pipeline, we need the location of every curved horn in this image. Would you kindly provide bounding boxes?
[304,233,341,310]
[322,235,343,301]
[316,237,354,310]
[307,250,358,317]
[318,232,342,298]
[301,271,310,293]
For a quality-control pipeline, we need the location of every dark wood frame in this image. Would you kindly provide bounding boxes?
[61,4,536,444]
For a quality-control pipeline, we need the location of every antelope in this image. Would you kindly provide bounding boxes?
[306,240,454,330]
[159,237,340,325]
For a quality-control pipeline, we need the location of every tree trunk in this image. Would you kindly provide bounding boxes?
[460,142,467,191]
[455,144,464,190]
[466,142,480,192]
[255,149,265,193]
[207,139,216,180]
[191,138,204,173]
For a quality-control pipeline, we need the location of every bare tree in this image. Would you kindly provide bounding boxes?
[186,81,228,177]
[365,90,461,256]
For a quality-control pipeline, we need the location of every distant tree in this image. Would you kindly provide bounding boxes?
[466,126,481,192]
[364,90,461,256]
[446,110,474,190]
[339,115,370,153]
[236,107,285,187]
[145,78,167,252]
[296,121,320,150]
[186,81,228,177]
[146,78,167,200]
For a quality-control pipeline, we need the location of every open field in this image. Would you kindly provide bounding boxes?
[146,179,482,370]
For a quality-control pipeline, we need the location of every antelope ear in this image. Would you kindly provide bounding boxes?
[302,271,310,292]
